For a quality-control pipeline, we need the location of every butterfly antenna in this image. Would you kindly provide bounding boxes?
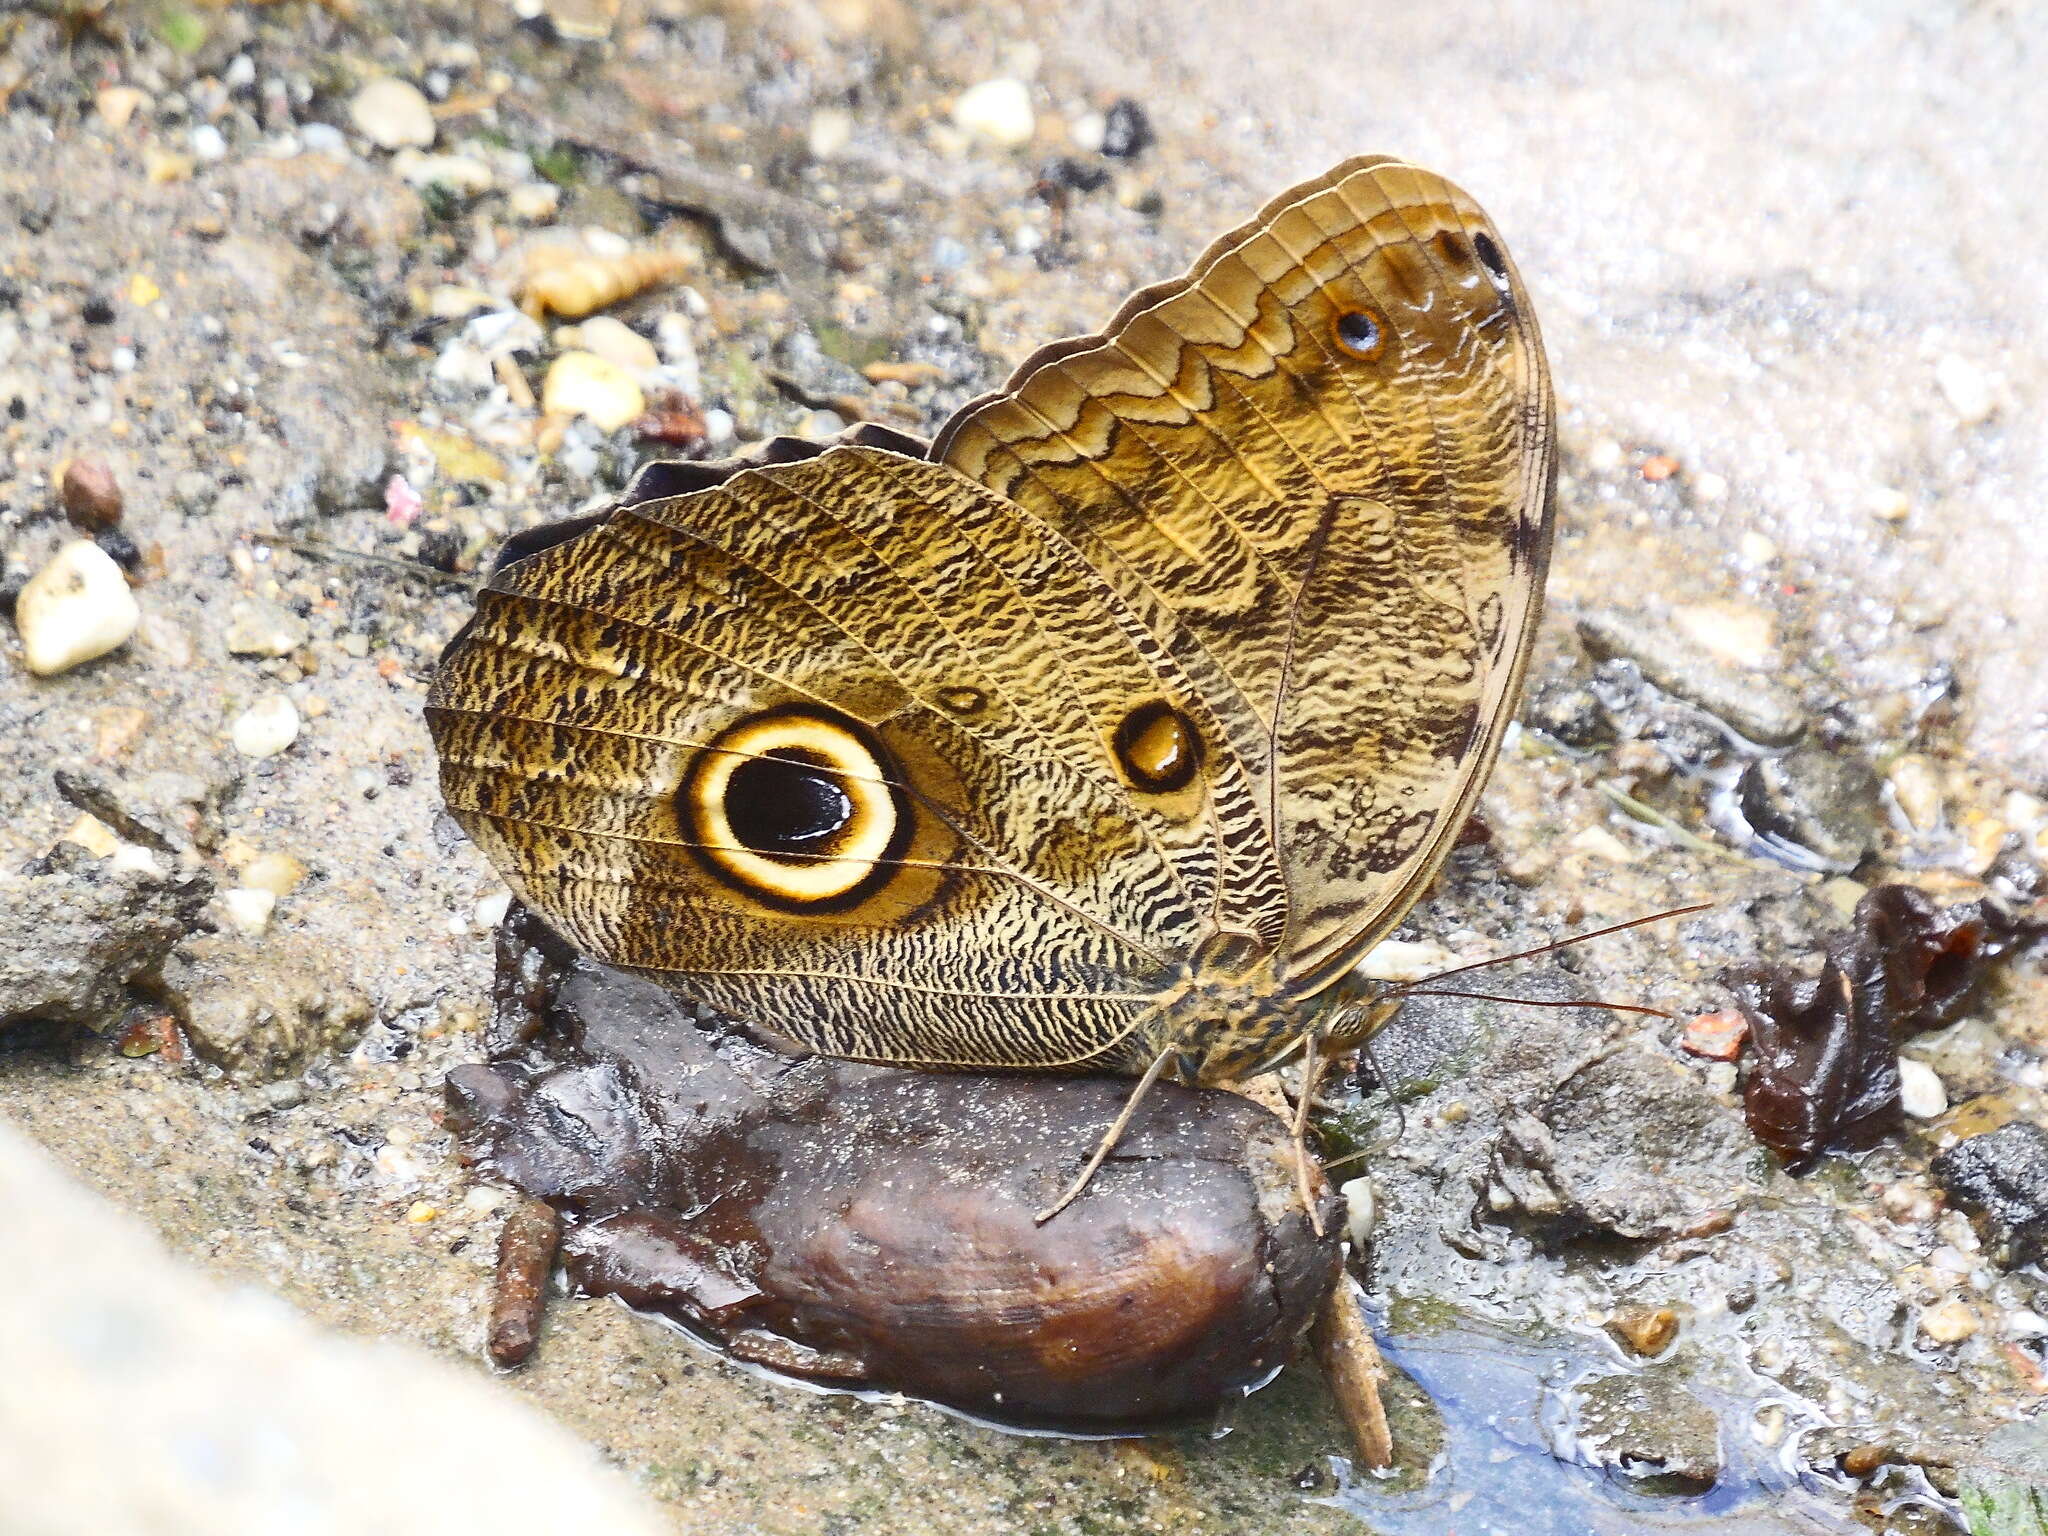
[1356,1033,1408,1142]
[1036,1045,1178,1224]
[1393,901,1712,990]
[1398,987,1673,1019]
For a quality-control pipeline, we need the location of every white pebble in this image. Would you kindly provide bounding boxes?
[1672,601,1776,669]
[298,122,348,157]
[542,350,644,433]
[474,889,514,928]
[190,123,228,161]
[807,107,855,159]
[348,77,436,150]
[1865,485,1911,522]
[1340,1177,1375,1249]
[1737,531,1777,564]
[1918,1297,1978,1344]
[1887,754,1946,832]
[2004,1309,2048,1339]
[1692,471,1729,503]
[564,315,659,376]
[952,78,1036,148]
[701,407,736,446]
[652,311,701,396]
[231,694,300,758]
[1934,353,1995,425]
[14,540,139,676]
[1897,1058,1948,1118]
[221,887,277,936]
[393,151,494,194]
[505,182,561,222]
[1069,111,1107,153]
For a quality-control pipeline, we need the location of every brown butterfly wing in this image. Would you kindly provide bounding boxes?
[428,444,1271,1070]
[427,155,1553,1071]
[933,154,1556,999]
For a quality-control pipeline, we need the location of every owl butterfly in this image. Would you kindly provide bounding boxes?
[428,155,1556,1218]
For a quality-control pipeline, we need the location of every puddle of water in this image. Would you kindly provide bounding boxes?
[1324,1307,1957,1536]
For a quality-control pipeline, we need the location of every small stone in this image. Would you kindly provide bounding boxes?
[1681,1010,1748,1062]
[1585,438,1625,472]
[562,315,659,376]
[1933,1121,2048,1269]
[1733,746,1882,873]
[1069,111,1107,153]
[473,889,513,928]
[1934,353,1995,425]
[95,86,147,129]
[189,124,227,161]
[348,77,436,150]
[231,695,300,758]
[807,107,855,159]
[542,351,644,433]
[1886,753,1946,832]
[61,460,124,531]
[1736,530,1776,564]
[1671,602,1775,670]
[1897,1057,1949,1118]
[951,78,1036,148]
[223,597,310,658]
[1576,608,1804,746]
[240,852,307,897]
[1606,1305,1680,1358]
[1640,454,1680,482]
[1339,1178,1374,1249]
[14,541,140,676]
[393,151,494,195]
[59,813,121,859]
[406,1200,441,1224]
[1567,824,1635,862]
[1917,1297,1979,1344]
[1099,97,1153,159]
[1571,1373,1722,1489]
[1865,486,1911,523]
[221,887,277,936]
[1694,471,1730,503]
[506,182,561,222]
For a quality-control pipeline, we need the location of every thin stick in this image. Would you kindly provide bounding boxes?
[1036,1046,1177,1224]
[1313,1275,1393,1469]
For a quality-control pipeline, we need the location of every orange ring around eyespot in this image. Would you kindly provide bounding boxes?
[1330,306,1388,362]
[681,706,910,911]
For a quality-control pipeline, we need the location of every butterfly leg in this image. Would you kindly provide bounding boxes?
[1034,1045,1179,1224]
[1290,1028,1327,1238]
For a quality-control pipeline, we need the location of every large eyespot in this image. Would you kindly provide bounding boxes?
[1113,701,1201,794]
[1331,306,1387,362]
[681,705,911,910]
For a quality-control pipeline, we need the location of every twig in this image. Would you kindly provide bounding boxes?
[1313,1275,1394,1469]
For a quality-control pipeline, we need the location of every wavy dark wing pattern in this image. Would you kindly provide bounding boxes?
[429,446,1285,1069]
[935,155,1555,1000]
[427,154,1554,1073]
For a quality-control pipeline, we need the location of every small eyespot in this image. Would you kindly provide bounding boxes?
[936,685,987,716]
[1114,701,1200,793]
[1331,307,1386,362]
[724,749,853,856]
[1472,230,1509,285]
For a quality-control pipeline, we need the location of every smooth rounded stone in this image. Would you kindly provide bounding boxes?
[1670,601,1776,670]
[1932,1121,2048,1269]
[542,350,644,433]
[951,78,1036,147]
[505,181,561,222]
[0,1123,666,1535]
[60,458,123,530]
[392,150,494,194]
[559,315,658,376]
[223,596,310,658]
[239,852,307,897]
[14,540,140,676]
[1896,1057,1949,1119]
[806,106,854,159]
[1733,746,1883,874]
[1568,1372,1722,1490]
[347,76,436,150]
[1935,352,1996,425]
[1576,607,1805,746]
[231,695,300,758]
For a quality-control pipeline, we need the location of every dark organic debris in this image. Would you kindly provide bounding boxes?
[1099,98,1154,159]
[1723,884,2046,1168]
[1932,1121,2048,1271]
[489,1197,563,1369]
[446,905,1341,1433]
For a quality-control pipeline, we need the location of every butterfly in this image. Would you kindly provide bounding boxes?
[427,155,1556,1216]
